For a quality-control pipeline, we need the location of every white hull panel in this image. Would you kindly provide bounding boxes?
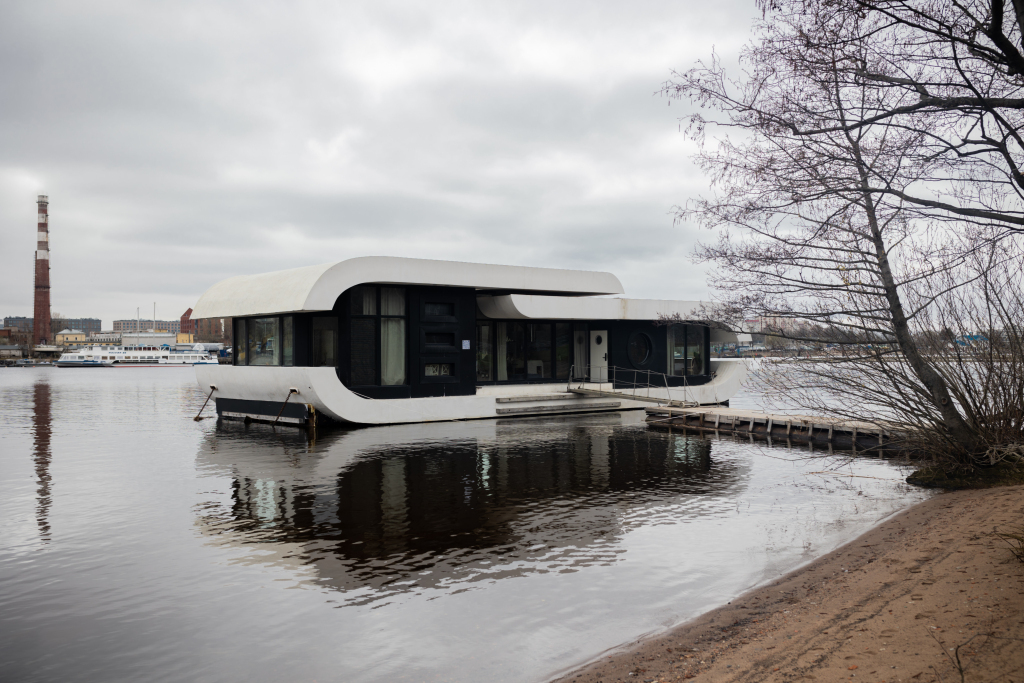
[195,359,747,426]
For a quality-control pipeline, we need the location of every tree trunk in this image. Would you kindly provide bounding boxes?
[849,138,979,454]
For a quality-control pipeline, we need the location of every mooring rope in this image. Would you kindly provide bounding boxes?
[193,385,217,421]
[273,388,299,425]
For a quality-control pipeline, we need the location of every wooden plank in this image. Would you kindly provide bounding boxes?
[495,393,575,403]
[497,401,620,415]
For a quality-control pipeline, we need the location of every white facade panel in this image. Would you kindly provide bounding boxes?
[37,231,48,242]
[195,360,747,425]
[36,250,49,260]
[191,256,624,319]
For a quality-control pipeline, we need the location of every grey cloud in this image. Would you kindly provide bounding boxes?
[0,0,757,325]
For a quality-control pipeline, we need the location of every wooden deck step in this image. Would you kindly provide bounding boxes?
[495,393,576,403]
[568,387,696,407]
[497,401,621,415]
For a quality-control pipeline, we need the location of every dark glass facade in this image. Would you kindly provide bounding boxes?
[231,284,713,397]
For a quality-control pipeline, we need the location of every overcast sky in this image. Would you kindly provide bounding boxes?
[0,1,757,328]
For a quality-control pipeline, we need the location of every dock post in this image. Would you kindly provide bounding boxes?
[852,428,857,452]
[748,418,755,433]
[714,414,720,429]
[767,417,773,436]
[786,420,792,436]
[827,425,833,442]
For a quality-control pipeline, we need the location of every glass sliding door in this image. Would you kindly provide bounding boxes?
[668,325,687,376]
[668,324,708,376]
[525,323,551,379]
[476,322,493,381]
[496,322,525,381]
[555,323,572,380]
[686,325,704,375]
[573,325,588,378]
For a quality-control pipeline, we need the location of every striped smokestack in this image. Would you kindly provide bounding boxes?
[33,195,51,346]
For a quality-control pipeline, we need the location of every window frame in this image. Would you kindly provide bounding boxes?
[474,320,574,385]
[347,285,409,387]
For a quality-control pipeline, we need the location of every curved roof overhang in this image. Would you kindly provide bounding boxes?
[476,294,703,321]
[191,256,624,319]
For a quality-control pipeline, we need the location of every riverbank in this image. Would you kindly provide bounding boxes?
[558,485,1024,683]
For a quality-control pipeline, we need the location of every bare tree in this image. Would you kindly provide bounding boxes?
[755,0,1024,237]
[663,3,1024,466]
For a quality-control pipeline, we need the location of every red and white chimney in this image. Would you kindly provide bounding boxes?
[33,195,52,346]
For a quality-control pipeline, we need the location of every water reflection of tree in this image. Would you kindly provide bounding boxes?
[196,418,743,604]
[33,382,52,542]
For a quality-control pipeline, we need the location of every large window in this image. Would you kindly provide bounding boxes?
[572,325,588,378]
[668,324,707,376]
[476,322,493,382]
[234,319,246,365]
[496,322,525,381]
[283,316,293,366]
[555,323,572,380]
[380,287,406,386]
[312,317,338,367]
[248,317,279,366]
[526,323,551,379]
[478,321,573,382]
[348,285,407,386]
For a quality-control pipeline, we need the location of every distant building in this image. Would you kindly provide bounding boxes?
[194,317,232,345]
[51,318,102,337]
[121,332,177,347]
[3,317,33,333]
[89,332,122,344]
[0,345,23,359]
[55,329,87,347]
[4,316,101,337]
[176,332,195,344]
[114,319,181,334]
[180,308,195,335]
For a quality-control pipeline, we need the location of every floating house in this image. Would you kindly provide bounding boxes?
[190,257,748,425]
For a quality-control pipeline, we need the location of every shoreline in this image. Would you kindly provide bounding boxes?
[556,485,1024,683]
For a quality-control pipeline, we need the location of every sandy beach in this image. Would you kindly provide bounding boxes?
[558,485,1024,683]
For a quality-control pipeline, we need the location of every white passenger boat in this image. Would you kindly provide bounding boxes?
[56,346,220,368]
[190,257,751,426]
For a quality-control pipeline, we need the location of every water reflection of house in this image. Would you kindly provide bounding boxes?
[196,414,746,602]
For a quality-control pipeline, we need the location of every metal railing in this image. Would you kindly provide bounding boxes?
[567,364,698,407]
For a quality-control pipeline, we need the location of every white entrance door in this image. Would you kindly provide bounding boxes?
[590,330,608,382]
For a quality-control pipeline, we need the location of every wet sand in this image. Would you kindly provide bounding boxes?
[558,485,1024,683]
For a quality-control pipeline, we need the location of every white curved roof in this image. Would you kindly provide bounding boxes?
[191,256,624,318]
[476,294,702,320]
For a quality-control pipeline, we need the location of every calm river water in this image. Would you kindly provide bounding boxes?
[0,367,930,683]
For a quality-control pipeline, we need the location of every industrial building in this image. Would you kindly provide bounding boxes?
[4,317,102,337]
[113,319,182,335]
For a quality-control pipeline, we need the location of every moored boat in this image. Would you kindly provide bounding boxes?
[56,346,220,368]
[190,257,751,426]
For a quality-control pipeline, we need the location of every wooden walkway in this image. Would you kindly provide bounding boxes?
[646,406,909,450]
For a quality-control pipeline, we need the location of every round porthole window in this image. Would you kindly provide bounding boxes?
[627,332,652,367]
[595,335,603,345]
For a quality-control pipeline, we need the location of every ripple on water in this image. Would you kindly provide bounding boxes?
[0,369,930,683]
